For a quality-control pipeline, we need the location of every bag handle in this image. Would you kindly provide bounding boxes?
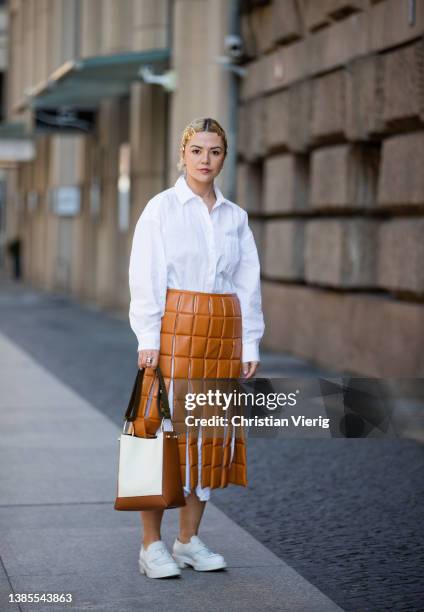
[124,366,171,422]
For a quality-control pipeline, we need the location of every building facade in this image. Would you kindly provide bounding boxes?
[1,0,424,376]
[238,0,424,376]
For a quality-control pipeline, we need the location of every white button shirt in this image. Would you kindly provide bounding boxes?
[128,175,265,363]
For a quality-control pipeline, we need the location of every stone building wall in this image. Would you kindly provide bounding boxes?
[237,0,424,376]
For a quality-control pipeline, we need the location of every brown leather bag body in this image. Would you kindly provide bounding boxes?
[114,366,186,511]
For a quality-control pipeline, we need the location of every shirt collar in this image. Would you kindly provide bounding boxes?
[174,175,229,208]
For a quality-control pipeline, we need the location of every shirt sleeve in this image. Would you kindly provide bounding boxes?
[232,211,265,363]
[128,206,167,352]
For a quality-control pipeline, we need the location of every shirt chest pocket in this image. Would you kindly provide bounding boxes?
[220,232,240,275]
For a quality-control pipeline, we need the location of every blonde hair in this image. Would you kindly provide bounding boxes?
[177,117,228,172]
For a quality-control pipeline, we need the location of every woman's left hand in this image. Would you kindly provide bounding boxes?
[242,361,259,378]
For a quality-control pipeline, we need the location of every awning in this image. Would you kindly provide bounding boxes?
[27,48,170,110]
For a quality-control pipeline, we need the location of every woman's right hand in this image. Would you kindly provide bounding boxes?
[138,349,160,369]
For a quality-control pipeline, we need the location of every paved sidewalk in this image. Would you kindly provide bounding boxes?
[0,333,344,612]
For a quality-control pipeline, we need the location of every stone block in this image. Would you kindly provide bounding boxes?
[271,0,303,44]
[240,97,267,161]
[328,0,367,19]
[378,132,424,208]
[236,161,263,213]
[249,218,264,260]
[260,40,308,96]
[263,220,305,280]
[240,57,266,100]
[299,0,333,31]
[265,89,290,152]
[381,40,424,130]
[236,162,249,210]
[326,0,366,20]
[332,293,424,376]
[288,79,313,151]
[305,219,379,287]
[262,83,313,153]
[311,70,346,142]
[310,144,380,209]
[345,54,384,140]
[250,4,275,54]
[264,153,309,213]
[272,283,350,372]
[370,0,424,54]
[377,219,424,295]
[237,104,249,157]
[250,96,267,160]
[308,10,369,74]
[241,14,257,59]
[262,281,424,376]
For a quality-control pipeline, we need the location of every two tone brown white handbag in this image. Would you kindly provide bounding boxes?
[114,367,186,511]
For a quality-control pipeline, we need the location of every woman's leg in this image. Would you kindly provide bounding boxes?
[178,490,206,543]
[140,510,165,548]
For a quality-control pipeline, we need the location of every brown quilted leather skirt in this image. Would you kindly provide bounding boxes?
[133,287,247,492]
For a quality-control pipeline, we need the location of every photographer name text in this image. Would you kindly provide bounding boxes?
[185,414,330,428]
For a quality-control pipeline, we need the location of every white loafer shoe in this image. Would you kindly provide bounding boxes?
[172,535,227,571]
[139,540,181,579]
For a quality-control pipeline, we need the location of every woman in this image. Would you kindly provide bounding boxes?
[128,117,265,578]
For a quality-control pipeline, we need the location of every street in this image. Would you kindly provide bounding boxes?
[0,279,422,611]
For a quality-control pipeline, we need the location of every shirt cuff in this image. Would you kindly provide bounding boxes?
[242,340,260,364]
[137,332,161,352]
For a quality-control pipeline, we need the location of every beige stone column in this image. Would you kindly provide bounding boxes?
[48,134,85,294]
[169,0,231,187]
[94,99,121,307]
[121,81,167,313]
[78,136,99,303]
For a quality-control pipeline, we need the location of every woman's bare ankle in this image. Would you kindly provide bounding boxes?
[143,536,161,549]
[177,531,197,544]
